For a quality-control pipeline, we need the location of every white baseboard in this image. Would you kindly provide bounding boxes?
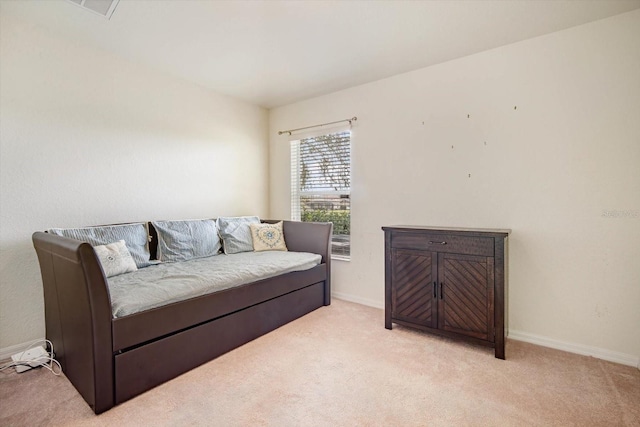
[0,338,46,362]
[4,324,638,371]
[333,291,639,369]
[508,329,639,369]
[332,291,384,309]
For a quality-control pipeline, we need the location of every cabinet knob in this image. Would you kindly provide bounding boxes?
[428,241,447,245]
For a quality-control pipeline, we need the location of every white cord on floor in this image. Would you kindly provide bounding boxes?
[0,338,63,376]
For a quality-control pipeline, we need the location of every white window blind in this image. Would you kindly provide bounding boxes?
[291,131,351,258]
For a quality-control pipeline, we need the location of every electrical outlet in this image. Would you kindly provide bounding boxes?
[11,346,49,373]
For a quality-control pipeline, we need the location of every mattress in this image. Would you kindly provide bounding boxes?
[107,251,322,318]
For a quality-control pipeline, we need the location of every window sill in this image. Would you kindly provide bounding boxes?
[331,255,350,262]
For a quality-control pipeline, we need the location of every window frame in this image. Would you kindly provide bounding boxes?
[290,128,352,261]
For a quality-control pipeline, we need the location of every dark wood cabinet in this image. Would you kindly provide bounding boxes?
[383,226,510,359]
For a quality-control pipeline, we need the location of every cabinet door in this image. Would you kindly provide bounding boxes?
[438,253,494,341]
[391,249,437,328]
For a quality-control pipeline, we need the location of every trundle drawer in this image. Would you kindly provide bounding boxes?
[391,232,494,256]
[114,282,325,404]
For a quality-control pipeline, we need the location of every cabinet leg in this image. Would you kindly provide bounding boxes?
[385,309,392,329]
[384,294,392,328]
[495,342,505,360]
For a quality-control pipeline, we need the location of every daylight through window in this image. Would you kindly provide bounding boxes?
[291,131,351,258]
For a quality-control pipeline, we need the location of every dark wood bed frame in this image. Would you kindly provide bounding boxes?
[32,220,332,414]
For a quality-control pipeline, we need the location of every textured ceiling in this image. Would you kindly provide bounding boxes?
[2,0,639,108]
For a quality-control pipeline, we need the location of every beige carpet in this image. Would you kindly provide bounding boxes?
[1,299,639,426]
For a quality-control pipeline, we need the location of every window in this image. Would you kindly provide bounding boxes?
[291,130,351,259]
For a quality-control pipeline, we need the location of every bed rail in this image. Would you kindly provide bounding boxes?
[272,220,333,305]
[32,232,114,413]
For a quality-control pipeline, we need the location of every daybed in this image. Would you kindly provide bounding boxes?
[32,219,332,414]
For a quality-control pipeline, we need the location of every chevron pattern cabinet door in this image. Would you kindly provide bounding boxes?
[391,250,437,328]
[438,253,494,341]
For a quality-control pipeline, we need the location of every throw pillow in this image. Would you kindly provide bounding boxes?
[49,223,151,268]
[151,219,221,262]
[93,240,138,278]
[216,216,260,254]
[250,221,288,252]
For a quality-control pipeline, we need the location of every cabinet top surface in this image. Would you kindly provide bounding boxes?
[382,225,511,236]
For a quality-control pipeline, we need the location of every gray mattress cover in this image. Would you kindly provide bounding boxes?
[107,251,322,318]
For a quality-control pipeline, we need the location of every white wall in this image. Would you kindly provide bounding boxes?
[0,13,269,351]
[270,11,640,364]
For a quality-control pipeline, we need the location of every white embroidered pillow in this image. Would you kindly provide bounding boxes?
[94,240,138,278]
[250,222,288,252]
